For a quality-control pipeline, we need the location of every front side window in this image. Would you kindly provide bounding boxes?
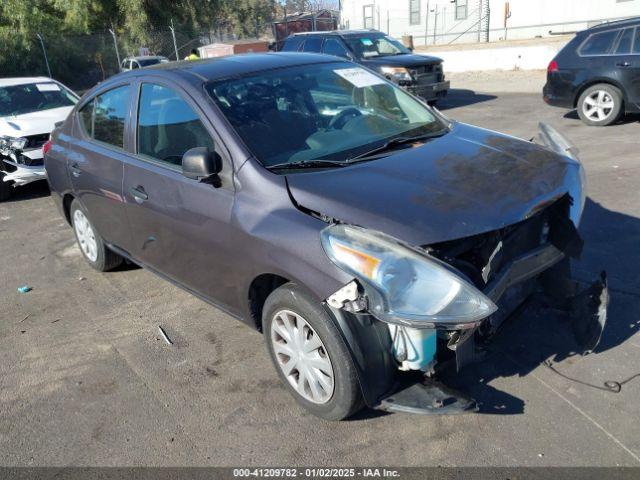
[343,35,411,59]
[137,83,214,166]
[78,85,130,149]
[363,5,374,29]
[206,62,444,170]
[0,82,77,117]
[455,0,468,20]
[323,38,350,58]
[580,29,620,56]
[409,0,421,26]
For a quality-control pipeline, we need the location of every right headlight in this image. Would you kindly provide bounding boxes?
[321,224,497,329]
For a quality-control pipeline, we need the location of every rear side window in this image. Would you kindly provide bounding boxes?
[137,83,214,167]
[634,28,640,54]
[282,37,304,52]
[78,85,130,149]
[580,29,620,56]
[323,38,350,58]
[614,28,634,54]
[302,37,324,53]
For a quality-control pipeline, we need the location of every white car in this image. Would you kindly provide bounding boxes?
[0,77,78,200]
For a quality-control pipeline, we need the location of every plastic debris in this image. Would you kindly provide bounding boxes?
[17,286,32,293]
[158,325,173,346]
[19,314,30,323]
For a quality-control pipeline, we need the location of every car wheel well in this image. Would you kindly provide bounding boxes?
[62,193,75,225]
[574,81,623,108]
[249,274,289,332]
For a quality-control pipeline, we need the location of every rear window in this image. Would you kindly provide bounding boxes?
[580,29,620,56]
[614,28,634,54]
[282,37,304,52]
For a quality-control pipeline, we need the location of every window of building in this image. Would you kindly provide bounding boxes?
[455,0,468,21]
[580,29,620,56]
[409,0,421,26]
[137,84,214,167]
[363,5,374,29]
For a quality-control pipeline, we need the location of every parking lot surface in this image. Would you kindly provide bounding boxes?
[1,82,639,467]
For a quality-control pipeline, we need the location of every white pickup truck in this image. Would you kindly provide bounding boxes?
[0,77,78,201]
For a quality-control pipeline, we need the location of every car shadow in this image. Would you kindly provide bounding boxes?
[3,180,50,203]
[433,197,640,416]
[563,109,640,125]
[437,89,498,110]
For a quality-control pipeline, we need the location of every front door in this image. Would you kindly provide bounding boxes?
[122,81,238,311]
[69,83,134,251]
[617,27,640,107]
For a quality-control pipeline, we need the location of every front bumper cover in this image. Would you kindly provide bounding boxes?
[407,80,450,100]
[1,150,47,186]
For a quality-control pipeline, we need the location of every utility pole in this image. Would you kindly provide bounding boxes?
[170,19,180,60]
[109,25,121,70]
[36,33,52,78]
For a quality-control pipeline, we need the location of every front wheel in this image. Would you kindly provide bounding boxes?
[263,283,364,421]
[70,199,123,271]
[577,84,623,126]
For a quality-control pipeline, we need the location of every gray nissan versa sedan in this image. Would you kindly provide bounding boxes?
[44,53,608,420]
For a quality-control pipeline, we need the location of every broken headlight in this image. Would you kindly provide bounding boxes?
[0,136,27,152]
[380,67,413,83]
[320,224,497,329]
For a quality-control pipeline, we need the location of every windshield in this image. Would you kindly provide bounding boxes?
[0,82,77,117]
[343,35,411,59]
[206,62,444,169]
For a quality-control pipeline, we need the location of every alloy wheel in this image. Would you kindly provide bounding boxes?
[270,309,335,404]
[582,90,615,122]
[73,209,98,262]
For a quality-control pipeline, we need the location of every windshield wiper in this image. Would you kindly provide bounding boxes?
[266,159,347,171]
[347,129,449,162]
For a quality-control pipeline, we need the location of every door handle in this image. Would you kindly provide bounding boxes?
[69,163,82,177]
[129,185,148,203]
[616,62,632,68]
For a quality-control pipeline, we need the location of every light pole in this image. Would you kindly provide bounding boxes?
[109,26,121,70]
[170,19,180,60]
[36,33,52,78]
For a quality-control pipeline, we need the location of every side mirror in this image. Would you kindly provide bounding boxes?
[182,147,222,183]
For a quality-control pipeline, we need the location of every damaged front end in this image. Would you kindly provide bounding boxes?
[321,124,608,415]
[0,137,48,188]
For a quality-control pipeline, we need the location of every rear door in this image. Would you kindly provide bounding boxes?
[69,83,134,252]
[122,79,238,309]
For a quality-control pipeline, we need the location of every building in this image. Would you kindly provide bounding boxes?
[340,0,640,45]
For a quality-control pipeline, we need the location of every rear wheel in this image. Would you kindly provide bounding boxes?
[263,283,364,421]
[577,84,623,126]
[70,199,123,271]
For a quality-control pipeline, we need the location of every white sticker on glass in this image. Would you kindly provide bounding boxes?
[334,68,385,88]
[36,83,61,92]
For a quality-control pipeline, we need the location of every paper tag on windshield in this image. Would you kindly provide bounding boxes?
[334,68,385,88]
[36,83,60,92]
[361,38,374,46]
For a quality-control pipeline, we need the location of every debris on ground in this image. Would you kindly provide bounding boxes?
[19,314,30,323]
[158,325,173,346]
[17,286,32,293]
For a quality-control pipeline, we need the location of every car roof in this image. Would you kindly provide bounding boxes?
[0,77,56,87]
[587,16,640,33]
[125,56,168,61]
[119,52,344,82]
[291,29,383,38]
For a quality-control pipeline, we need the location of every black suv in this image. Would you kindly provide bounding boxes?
[281,30,450,103]
[543,17,640,126]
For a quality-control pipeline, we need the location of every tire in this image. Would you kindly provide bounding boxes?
[0,172,12,201]
[577,84,623,126]
[263,283,364,421]
[70,199,123,272]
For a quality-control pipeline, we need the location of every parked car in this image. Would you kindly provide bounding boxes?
[45,53,607,420]
[543,17,640,126]
[0,77,78,201]
[121,56,170,71]
[281,30,450,103]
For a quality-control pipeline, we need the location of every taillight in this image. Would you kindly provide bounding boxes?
[43,140,53,155]
[547,60,559,73]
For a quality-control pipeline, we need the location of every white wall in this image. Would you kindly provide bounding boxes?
[340,0,640,44]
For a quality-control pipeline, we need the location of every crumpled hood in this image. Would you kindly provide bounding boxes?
[0,106,73,138]
[286,122,580,246]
